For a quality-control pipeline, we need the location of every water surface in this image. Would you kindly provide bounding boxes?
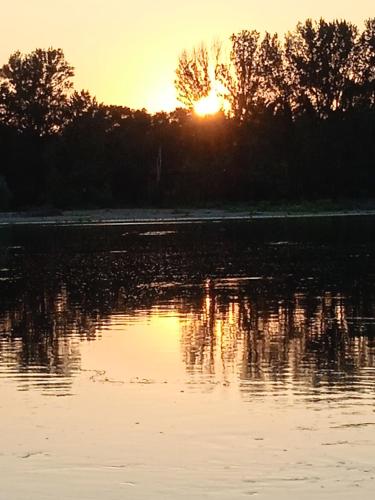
[0,218,374,499]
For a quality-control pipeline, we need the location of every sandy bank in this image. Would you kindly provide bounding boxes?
[0,207,375,226]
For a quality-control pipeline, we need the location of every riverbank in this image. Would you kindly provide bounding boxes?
[0,206,375,225]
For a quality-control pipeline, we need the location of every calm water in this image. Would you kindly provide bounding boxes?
[0,217,374,499]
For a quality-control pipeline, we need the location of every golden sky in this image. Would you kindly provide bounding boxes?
[1,1,374,112]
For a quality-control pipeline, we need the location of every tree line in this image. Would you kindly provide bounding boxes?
[0,18,374,210]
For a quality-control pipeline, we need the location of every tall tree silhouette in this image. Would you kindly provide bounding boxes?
[353,18,375,108]
[216,30,261,119]
[0,48,74,136]
[213,31,286,119]
[175,45,212,108]
[285,19,359,117]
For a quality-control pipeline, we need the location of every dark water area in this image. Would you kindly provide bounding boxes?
[0,217,374,499]
[1,217,374,390]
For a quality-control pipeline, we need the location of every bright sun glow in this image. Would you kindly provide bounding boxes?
[194,90,221,116]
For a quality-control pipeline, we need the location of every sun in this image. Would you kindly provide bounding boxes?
[194,90,221,116]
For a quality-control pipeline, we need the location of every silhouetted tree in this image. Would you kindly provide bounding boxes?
[0,48,74,135]
[68,90,101,122]
[216,30,262,119]
[257,32,290,114]
[285,19,359,117]
[353,18,375,109]
[175,45,212,108]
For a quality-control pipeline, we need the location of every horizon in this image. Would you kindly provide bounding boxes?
[1,0,374,112]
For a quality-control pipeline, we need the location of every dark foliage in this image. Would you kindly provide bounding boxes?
[0,19,374,210]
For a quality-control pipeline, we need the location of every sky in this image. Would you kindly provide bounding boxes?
[1,1,374,112]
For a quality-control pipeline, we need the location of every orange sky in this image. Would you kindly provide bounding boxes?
[1,1,374,112]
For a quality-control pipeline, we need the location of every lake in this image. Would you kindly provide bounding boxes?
[0,217,374,499]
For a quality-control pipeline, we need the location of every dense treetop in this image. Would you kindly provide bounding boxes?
[176,18,375,117]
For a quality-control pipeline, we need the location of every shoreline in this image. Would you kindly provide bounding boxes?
[0,207,375,226]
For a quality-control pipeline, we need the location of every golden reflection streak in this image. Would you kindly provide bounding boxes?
[0,278,374,392]
[179,280,375,387]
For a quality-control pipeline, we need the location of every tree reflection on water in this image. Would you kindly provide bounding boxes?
[0,219,374,394]
[180,283,375,390]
